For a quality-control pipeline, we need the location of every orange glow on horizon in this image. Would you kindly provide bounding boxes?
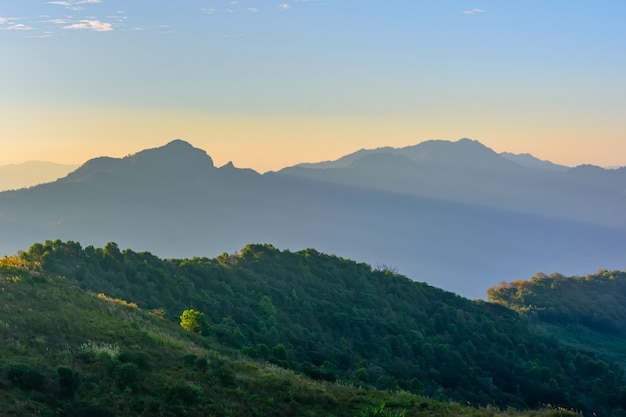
[1,106,625,171]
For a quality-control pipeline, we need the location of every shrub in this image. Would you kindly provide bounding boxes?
[114,362,140,390]
[56,366,81,399]
[167,383,204,405]
[6,363,47,392]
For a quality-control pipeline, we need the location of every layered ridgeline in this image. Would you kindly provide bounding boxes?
[1,139,625,298]
[7,240,626,416]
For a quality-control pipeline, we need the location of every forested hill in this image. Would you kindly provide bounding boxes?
[488,270,626,335]
[15,240,626,415]
[487,270,626,365]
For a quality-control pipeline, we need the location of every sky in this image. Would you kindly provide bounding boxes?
[1,0,625,172]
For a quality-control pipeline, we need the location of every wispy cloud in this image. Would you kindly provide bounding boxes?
[47,0,102,11]
[201,8,218,15]
[0,18,33,31]
[44,18,72,25]
[63,19,113,31]
[30,31,54,39]
[0,17,17,25]
[248,8,259,13]
[278,3,290,11]
[2,23,33,31]
[463,8,486,15]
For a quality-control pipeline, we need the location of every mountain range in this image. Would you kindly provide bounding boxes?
[0,161,78,191]
[1,138,625,299]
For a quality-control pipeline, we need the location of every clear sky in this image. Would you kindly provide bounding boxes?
[1,0,625,172]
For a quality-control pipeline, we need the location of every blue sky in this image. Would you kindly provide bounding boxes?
[1,1,625,171]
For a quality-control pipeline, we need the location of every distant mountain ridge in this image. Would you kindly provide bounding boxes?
[0,138,625,299]
[499,152,569,172]
[0,161,79,191]
[278,138,626,230]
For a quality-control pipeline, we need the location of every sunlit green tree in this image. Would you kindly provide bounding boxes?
[180,309,211,335]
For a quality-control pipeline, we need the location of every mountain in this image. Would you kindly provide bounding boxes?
[5,240,622,415]
[0,161,79,191]
[499,152,569,172]
[1,139,625,299]
[278,138,626,230]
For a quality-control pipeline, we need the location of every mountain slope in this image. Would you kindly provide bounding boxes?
[2,250,480,417]
[8,240,625,416]
[500,152,569,172]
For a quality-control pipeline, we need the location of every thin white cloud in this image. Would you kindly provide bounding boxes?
[45,18,72,25]
[2,23,33,31]
[47,0,102,11]
[106,14,128,22]
[463,8,486,15]
[63,19,113,31]
[248,8,259,13]
[0,17,17,25]
[201,8,218,15]
[278,3,290,11]
[225,9,235,14]
[30,31,54,39]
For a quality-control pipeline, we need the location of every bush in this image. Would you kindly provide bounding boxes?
[167,383,204,405]
[114,362,140,390]
[118,351,151,370]
[6,363,47,392]
[56,366,81,399]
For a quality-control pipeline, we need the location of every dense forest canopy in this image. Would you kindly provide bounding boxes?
[7,239,626,416]
[488,270,626,335]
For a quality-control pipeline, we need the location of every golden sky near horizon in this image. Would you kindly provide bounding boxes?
[1,106,625,172]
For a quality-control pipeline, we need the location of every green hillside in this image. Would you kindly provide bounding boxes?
[0,252,496,417]
[487,270,626,365]
[3,240,625,416]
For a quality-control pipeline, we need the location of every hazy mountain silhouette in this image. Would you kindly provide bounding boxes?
[1,138,625,299]
[0,161,79,191]
[500,152,569,172]
[278,138,626,230]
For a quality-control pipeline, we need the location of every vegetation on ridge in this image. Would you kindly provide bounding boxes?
[488,270,626,366]
[4,240,626,416]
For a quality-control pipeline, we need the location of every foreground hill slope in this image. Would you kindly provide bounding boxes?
[13,240,626,415]
[0,249,501,417]
[1,139,625,299]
